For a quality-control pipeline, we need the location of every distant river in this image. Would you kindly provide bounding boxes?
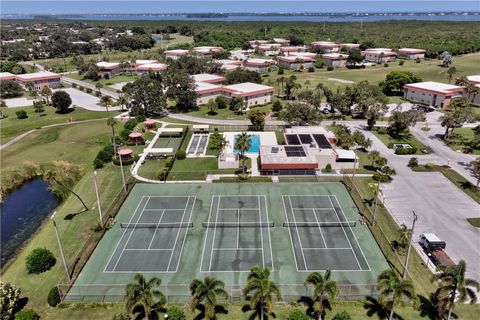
[0,178,59,268]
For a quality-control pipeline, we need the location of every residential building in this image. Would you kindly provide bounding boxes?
[341,43,361,51]
[192,46,224,58]
[277,55,314,70]
[288,52,317,59]
[16,71,62,91]
[273,38,290,46]
[133,59,158,67]
[279,46,307,56]
[214,59,242,71]
[192,73,225,84]
[136,63,168,75]
[243,58,276,73]
[403,81,464,108]
[96,61,122,77]
[222,82,274,108]
[398,48,426,60]
[466,75,480,105]
[256,43,282,56]
[248,40,269,48]
[195,82,224,105]
[164,49,189,60]
[311,41,340,53]
[361,48,397,62]
[0,72,17,81]
[322,53,349,67]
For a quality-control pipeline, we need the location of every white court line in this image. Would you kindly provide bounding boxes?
[124,248,172,251]
[236,209,240,250]
[258,195,265,268]
[208,196,220,272]
[111,197,151,272]
[302,247,352,250]
[218,208,261,211]
[292,207,335,210]
[104,196,147,272]
[328,196,361,270]
[312,209,327,248]
[147,209,165,249]
[263,195,275,272]
[174,196,196,273]
[282,196,300,272]
[213,248,263,251]
[333,195,372,271]
[288,196,308,270]
[166,196,190,271]
[200,195,215,272]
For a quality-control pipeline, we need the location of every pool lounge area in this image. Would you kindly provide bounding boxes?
[223,131,277,155]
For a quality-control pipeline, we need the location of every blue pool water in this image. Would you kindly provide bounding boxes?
[234,134,260,153]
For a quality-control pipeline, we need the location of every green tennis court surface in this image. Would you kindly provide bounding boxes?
[68,183,389,301]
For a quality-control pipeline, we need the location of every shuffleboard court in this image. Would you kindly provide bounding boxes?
[201,195,274,272]
[104,196,195,272]
[283,195,370,272]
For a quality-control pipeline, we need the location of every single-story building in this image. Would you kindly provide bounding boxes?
[311,41,340,53]
[222,82,275,108]
[466,75,480,105]
[164,49,189,60]
[243,58,276,73]
[192,73,225,84]
[248,40,269,48]
[133,59,158,67]
[273,38,290,46]
[136,63,168,75]
[256,43,282,56]
[288,52,317,59]
[403,81,464,108]
[96,61,122,77]
[214,59,242,71]
[16,71,62,91]
[0,72,17,81]
[341,43,361,51]
[277,55,314,70]
[361,48,397,63]
[195,82,224,105]
[322,53,349,67]
[192,46,224,58]
[398,48,426,60]
[279,46,306,56]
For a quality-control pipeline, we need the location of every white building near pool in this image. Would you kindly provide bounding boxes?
[222,82,275,108]
[195,82,224,105]
[277,55,314,70]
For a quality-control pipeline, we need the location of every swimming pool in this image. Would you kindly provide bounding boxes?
[234,134,261,153]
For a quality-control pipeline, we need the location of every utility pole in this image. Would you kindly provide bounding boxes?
[352,153,357,182]
[403,210,418,279]
[51,211,71,283]
[93,171,103,227]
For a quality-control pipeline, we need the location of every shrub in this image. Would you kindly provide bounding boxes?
[416,57,421,63]
[71,83,77,88]
[277,67,284,75]
[47,286,61,307]
[25,248,56,274]
[14,309,40,320]
[1,282,21,319]
[112,155,139,166]
[165,156,174,168]
[157,170,167,181]
[120,129,132,140]
[166,306,186,320]
[327,66,334,71]
[373,173,390,182]
[425,162,434,169]
[78,86,85,91]
[176,150,186,160]
[287,309,309,320]
[408,157,418,168]
[398,60,405,66]
[15,110,28,119]
[332,310,352,320]
[324,163,332,172]
[384,63,389,67]
[308,66,315,72]
[124,119,139,131]
[395,147,417,155]
[93,158,104,169]
[85,88,92,93]
[95,91,101,97]
[376,127,387,134]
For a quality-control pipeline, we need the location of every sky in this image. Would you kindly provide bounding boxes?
[1,0,479,15]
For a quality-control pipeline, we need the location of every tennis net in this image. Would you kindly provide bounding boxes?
[202,222,274,228]
[120,222,194,229]
[283,221,356,228]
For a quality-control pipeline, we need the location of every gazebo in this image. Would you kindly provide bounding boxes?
[117,148,133,160]
[128,132,143,145]
[144,119,156,130]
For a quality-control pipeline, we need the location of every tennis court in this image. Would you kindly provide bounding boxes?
[200,195,273,272]
[283,195,369,272]
[104,196,195,272]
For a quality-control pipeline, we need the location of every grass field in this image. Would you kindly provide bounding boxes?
[445,127,480,154]
[0,105,112,144]
[372,131,431,155]
[177,103,273,121]
[65,73,139,88]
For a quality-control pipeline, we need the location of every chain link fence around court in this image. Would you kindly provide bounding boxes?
[58,283,379,303]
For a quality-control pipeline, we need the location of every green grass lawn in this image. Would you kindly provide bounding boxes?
[179,104,272,121]
[372,130,431,154]
[445,127,480,154]
[169,157,238,180]
[412,164,480,204]
[344,149,378,174]
[66,73,139,88]
[467,217,480,228]
[0,105,113,144]
[137,159,167,180]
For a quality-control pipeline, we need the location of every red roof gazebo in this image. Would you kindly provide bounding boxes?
[144,119,156,130]
[128,132,143,145]
[117,148,133,160]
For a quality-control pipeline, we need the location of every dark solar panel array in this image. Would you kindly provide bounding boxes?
[285,146,306,157]
[298,134,313,144]
[313,134,332,149]
[285,134,301,145]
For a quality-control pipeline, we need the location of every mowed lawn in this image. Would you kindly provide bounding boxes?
[65,73,139,87]
[0,105,112,144]
[182,103,273,120]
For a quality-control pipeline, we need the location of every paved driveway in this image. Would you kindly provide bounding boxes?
[56,88,120,111]
[4,97,33,108]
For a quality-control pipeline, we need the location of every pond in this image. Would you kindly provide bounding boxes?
[1,177,59,267]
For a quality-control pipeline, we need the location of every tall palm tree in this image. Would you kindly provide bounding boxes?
[43,169,89,212]
[377,269,418,320]
[189,277,228,320]
[447,66,457,84]
[234,132,251,174]
[368,150,381,167]
[107,117,118,153]
[471,158,480,188]
[433,260,479,320]
[243,267,281,320]
[303,270,339,320]
[41,86,52,105]
[100,95,113,114]
[276,76,286,96]
[125,273,166,319]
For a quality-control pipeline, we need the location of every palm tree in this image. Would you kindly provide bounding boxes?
[447,66,457,84]
[243,267,281,320]
[455,75,469,87]
[100,95,113,114]
[41,86,52,105]
[234,132,251,174]
[43,169,89,212]
[304,80,311,91]
[368,150,380,167]
[125,273,166,319]
[368,182,382,226]
[189,277,228,320]
[107,117,118,153]
[433,260,479,320]
[303,270,339,320]
[276,76,286,96]
[471,158,480,188]
[95,82,104,93]
[377,269,418,320]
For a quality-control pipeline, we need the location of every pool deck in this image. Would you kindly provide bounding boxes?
[223,131,277,155]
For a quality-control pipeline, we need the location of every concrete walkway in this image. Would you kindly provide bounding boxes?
[248,154,260,176]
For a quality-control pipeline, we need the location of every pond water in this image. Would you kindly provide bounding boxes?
[1,178,59,267]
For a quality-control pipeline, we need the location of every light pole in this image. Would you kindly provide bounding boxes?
[403,210,418,279]
[93,171,103,228]
[427,252,432,269]
[352,153,357,183]
[51,211,71,283]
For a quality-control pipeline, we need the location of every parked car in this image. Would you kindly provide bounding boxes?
[322,107,330,114]
[419,105,435,113]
